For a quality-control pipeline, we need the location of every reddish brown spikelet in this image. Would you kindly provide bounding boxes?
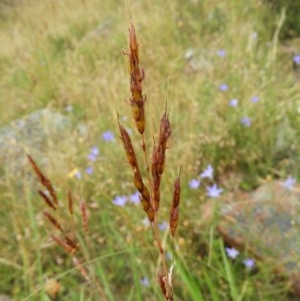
[140,192,155,222]
[43,211,63,232]
[68,191,73,216]
[38,189,56,210]
[64,235,79,254]
[129,23,139,62]
[150,112,171,211]
[158,270,167,298]
[172,175,181,208]
[118,120,154,221]
[169,175,181,237]
[118,123,138,167]
[159,112,171,150]
[50,234,76,254]
[27,154,58,205]
[80,200,88,233]
[125,23,146,134]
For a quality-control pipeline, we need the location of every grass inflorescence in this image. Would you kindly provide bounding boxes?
[0,0,300,300]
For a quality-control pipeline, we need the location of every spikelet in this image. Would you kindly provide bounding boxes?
[169,175,181,237]
[27,154,58,205]
[158,270,167,299]
[118,121,154,221]
[38,189,56,211]
[43,211,63,232]
[151,112,171,211]
[50,234,78,255]
[125,23,146,134]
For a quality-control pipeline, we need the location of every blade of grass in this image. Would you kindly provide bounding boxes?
[219,239,239,301]
[175,252,205,301]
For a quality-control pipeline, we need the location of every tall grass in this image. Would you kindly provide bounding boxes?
[0,0,299,300]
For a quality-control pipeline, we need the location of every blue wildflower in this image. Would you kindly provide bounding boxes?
[90,146,99,156]
[293,55,300,66]
[219,83,228,91]
[200,164,214,179]
[102,131,115,142]
[251,96,259,103]
[229,99,238,107]
[140,277,150,287]
[85,166,93,175]
[74,170,82,179]
[225,247,239,259]
[88,146,99,161]
[129,191,140,204]
[206,183,223,197]
[112,195,127,206]
[281,176,296,190]
[217,49,226,57]
[241,116,251,127]
[158,221,168,231]
[243,258,255,269]
[189,179,200,189]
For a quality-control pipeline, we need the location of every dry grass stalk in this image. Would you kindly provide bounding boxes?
[119,22,181,301]
[28,155,109,299]
[27,154,58,205]
[27,155,111,294]
[124,23,146,134]
[38,189,56,211]
[169,175,181,237]
[118,121,155,221]
[80,200,88,233]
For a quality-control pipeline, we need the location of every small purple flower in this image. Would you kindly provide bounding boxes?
[217,49,226,57]
[158,221,168,231]
[241,116,251,127]
[102,131,115,142]
[281,176,296,190]
[140,277,150,287]
[229,99,238,107]
[225,247,239,259]
[251,95,259,103]
[219,83,228,91]
[112,195,127,206]
[243,258,255,269]
[189,179,200,189]
[293,54,300,66]
[129,191,140,204]
[88,153,97,161]
[200,164,214,179]
[90,146,99,156]
[85,166,93,175]
[74,170,82,179]
[88,146,99,161]
[206,183,223,198]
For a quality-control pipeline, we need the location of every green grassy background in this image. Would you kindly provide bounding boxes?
[0,0,299,300]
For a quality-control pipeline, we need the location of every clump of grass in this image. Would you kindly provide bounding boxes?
[118,22,181,300]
